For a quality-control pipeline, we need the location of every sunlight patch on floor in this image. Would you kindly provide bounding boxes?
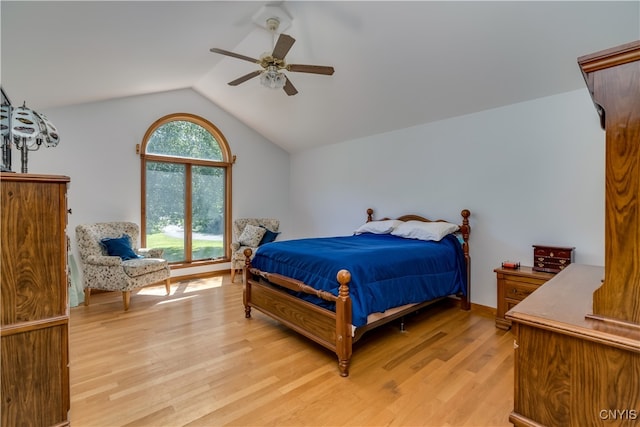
[156,295,198,305]
[137,286,173,296]
[137,276,225,298]
[175,275,225,291]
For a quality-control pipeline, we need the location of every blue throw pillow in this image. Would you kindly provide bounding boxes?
[259,226,280,245]
[100,235,140,260]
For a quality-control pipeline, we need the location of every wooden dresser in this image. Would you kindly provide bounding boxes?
[1,173,71,427]
[494,266,554,330]
[509,264,639,426]
[507,40,640,427]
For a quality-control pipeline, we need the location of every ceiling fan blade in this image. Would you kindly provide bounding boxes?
[210,48,258,64]
[272,34,296,60]
[287,64,335,75]
[228,70,262,86]
[283,77,298,96]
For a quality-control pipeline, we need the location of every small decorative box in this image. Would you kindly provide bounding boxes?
[532,245,575,273]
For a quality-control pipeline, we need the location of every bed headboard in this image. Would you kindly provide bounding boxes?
[367,208,471,306]
[367,208,470,237]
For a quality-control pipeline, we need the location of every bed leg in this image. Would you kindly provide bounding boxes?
[243,288,252,318]
[399,316,406,332]
[338,358,350,377]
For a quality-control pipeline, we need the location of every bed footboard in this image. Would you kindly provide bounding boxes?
[243,249,354,376]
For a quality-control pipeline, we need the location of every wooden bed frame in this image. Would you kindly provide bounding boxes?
[242,208,471,377]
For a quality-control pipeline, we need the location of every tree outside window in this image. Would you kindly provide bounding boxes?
[140,113,232,265]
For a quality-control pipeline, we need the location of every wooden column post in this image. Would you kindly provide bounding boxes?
[578,41,640,326]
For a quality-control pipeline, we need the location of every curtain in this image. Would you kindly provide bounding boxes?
[68,253,84,307]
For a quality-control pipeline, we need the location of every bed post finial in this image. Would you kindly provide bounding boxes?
[366,208,374,223]
[337,269,351,297]
[243,248,254,285]
[460,209,471,238]
[243,248,253,265]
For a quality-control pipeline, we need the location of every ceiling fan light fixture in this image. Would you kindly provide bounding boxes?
[260,66,286,90]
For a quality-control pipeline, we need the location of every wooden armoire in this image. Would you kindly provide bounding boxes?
[507,40,640,427]
[1,173,71,427]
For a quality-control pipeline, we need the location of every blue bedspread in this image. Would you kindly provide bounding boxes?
[251,233,467,327]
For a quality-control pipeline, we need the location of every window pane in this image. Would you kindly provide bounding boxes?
[192,165,225,260]
[145,161,185,262]
[147,120,223,161]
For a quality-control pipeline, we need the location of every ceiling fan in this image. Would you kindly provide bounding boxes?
[210,18,334,96]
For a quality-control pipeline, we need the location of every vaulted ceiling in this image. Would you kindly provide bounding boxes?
[2,1,638,153]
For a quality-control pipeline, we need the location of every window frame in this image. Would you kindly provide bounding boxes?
[139,112,233,268]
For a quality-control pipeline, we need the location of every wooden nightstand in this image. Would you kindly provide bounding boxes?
[494,266,554,330]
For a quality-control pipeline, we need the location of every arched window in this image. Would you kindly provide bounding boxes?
[140,113,232,266]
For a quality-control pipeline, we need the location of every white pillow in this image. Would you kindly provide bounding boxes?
[238,224,267,247]
[354,219,403,235]
[391,220,459,242]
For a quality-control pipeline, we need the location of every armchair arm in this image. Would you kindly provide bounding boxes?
[137,248,164,258]
[230,242,240,251]
[86,255,122,266]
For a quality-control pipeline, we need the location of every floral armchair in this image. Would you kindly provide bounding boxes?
[75,222,171,311]
[230,218,280,283]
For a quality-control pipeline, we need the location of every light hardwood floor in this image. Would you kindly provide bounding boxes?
[69,275,514,426]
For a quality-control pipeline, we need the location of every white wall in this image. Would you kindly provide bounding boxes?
[9,86,605,308]
[289,88,605,308]
[14,88,291,279]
